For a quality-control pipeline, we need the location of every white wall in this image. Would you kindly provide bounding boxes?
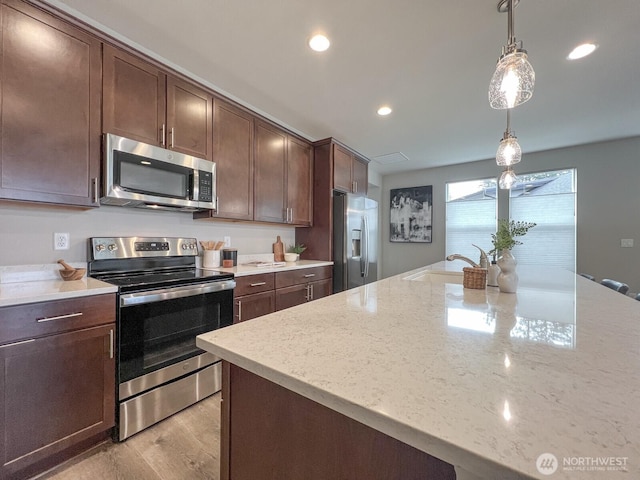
[0,203,295,266]
[381,136,640,292]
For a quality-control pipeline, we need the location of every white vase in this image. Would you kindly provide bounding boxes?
[497,249,518,293]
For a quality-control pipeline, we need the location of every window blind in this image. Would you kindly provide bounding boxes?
[510,170,576,271]
[446,180,497,260]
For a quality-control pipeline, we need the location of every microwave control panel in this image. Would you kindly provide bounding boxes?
[197,171,213,202]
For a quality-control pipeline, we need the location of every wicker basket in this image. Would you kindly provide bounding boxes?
[463,267,487,289]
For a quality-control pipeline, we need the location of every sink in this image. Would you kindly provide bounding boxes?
[403,270,463,284]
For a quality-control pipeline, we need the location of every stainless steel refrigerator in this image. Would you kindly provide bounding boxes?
[333,192,378,292]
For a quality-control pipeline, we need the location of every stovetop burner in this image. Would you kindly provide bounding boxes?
[88,236,233,292]
[93,267,232,293]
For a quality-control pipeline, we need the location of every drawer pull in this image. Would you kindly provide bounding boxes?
[303,274,316,278]
[0,338,35,349]
[36,312,83,323]
[250,282,267,287]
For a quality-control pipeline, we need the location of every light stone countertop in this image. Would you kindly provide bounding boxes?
[197,261,640,479]
[0,258,331,307]
[0,277,117,307]
[202,259,333,277]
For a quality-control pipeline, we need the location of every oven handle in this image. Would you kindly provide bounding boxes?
[120,280,236,307]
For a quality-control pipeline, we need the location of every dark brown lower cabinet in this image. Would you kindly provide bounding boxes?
[274,265,332,311]
[0,295,116,480]
[233,266,332,321]
[275,278,332,311]
[234,290,276,323]
[221,363,456,480]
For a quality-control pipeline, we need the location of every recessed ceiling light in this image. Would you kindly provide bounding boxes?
[377,106,392,116]
[308,34,330,52]
[567,43,598,60]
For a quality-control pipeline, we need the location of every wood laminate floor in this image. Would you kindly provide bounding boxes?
[34,393,221,480]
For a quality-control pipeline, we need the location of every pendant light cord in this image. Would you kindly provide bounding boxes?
[507,0,515,47]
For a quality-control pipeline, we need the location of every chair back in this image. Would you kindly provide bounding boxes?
[601,279,630,295]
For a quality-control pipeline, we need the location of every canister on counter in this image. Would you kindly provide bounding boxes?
[222,248,237,267]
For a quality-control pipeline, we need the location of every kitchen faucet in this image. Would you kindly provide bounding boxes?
[446,244,488,269]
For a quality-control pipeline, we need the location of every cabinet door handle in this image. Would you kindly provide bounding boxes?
[0,338,35,349]
[250,282,267,287]
[170,127,175,148]
[303,274,316,278]
[310,284,314,301]
[236,300,242,322]
[305,284,311,301]
[92,177,99,204]
[109,329,114,359]
[36,312,83,323]
[161,124,166,147]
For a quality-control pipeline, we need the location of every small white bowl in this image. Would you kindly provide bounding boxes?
[284,253,299,262]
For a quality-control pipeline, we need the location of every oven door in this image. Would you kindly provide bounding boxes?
[117,280,234,387]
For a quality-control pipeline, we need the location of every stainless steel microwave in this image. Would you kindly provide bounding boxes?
[101,133,216,212]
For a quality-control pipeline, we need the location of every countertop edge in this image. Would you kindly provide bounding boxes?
[195,334,528,479]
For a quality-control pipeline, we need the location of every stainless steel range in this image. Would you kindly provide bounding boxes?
[88,237,235,441]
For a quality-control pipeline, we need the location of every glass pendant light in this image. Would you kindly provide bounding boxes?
[489,0,535,109]
[499,167,518,190]
[496,109,521,166]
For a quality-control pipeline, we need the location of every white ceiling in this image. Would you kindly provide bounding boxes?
[50,0,640,175]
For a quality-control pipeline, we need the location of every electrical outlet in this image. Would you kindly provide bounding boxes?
[54,232,70,250]
[223,236,231,247]
[621,238,634,248]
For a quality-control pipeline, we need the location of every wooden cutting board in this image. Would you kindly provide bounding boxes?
[273,235,284,262]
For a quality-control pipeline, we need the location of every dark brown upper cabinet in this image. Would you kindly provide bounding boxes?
[197,98,254,221]
[332,143,368,196]
[287,136,313,226]
[254,121,287,223]
[0,0,102,207]
[295,138,370,261]
[103,44,213,160]
[254,121,312,226]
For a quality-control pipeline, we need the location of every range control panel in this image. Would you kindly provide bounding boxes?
[90,237,198,260]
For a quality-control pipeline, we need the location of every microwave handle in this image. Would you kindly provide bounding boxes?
[120,280,236,307]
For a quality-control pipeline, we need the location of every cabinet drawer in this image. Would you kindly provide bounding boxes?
[234,273,275,297]
[0,294,116,345]
[275,266,332,289]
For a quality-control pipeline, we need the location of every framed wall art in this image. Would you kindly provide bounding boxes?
[390,185,433,243]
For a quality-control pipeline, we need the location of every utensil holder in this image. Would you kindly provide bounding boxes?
[203,250,220,268]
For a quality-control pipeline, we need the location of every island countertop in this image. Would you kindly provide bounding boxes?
[197,262,640,479]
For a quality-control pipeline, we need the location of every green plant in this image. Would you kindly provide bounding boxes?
[288,243,307,254]
[489,219,536,256]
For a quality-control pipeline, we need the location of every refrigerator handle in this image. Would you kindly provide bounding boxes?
[362,215,369,278]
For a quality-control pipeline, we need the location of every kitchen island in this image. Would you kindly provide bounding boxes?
[197,262,640,479]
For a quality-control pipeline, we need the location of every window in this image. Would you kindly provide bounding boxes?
[446,179,497,261]
[509,169,576,271]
